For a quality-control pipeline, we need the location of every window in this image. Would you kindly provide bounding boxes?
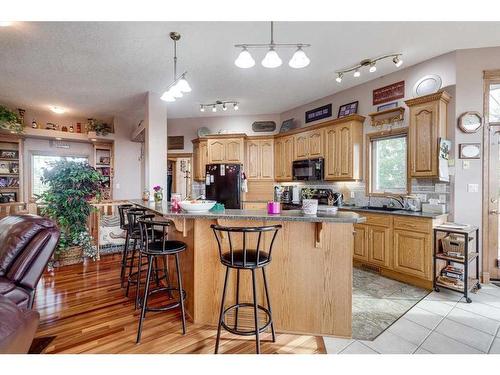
[367,130,408,195]
[489,83,500,123]
[32,154,88,198]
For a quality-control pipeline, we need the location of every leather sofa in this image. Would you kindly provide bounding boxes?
[0,214,60,309]
[0,294,39,353]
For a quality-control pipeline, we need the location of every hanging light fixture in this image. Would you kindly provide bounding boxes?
[234,21,311,69]
[200,105,205,112]
[335,53,403,84]
[161,32,192,102]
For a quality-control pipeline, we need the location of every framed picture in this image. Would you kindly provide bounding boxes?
[338,101,358,118]
[373,81,405,105]
[99,156,110,165]
[0,192,17,202]
[0,162,10,174]
[305,104,332,123]
[377,102,398,112]
[459,143,481,159]
[279,118,296,133]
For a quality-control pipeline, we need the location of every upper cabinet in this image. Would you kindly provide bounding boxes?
[207,136,245,164]
[246,137,274,180]
[293,129,323,160]
[324,118,363,181]
[192,139,208,182]
[405,90,451,178]
[274,135,294,181]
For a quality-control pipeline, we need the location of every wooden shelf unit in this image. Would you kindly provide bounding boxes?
[93,143,114,200]
[368,106,405,127]
[433,225,480,303]
[0,135,23,202]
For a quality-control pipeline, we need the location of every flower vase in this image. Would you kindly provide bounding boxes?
[154,190,163,203]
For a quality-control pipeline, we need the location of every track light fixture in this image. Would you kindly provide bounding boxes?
[200,100,239,113]
[234,21,311,69]
[161,32,192,102]
[335,53,403,84]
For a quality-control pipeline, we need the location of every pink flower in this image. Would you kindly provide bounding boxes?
[153,185,162,192]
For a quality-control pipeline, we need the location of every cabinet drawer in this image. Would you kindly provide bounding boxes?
[393,217,431,233]
[361,213,392,228]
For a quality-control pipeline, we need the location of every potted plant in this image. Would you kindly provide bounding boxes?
[153,185,163,203]
[0,105,23,134]
[301,187,318,215]
[38,160,104,266]
[87,119,113,137]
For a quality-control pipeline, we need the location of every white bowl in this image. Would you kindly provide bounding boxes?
[178,200,217,213]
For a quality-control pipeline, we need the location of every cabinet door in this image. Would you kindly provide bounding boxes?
[393,229,430,279]
[353,224,368,261]
[308,130,323,158]
[294,133,309,160]
[409,103,438,177]
[274,138,284,180]
[199,141,208,176]
[283,136,294,180]
[193,142,201,181]
[208,140,225,163]
[225,139,243,162]
[246,140,260,179]
[367,226,391,268]
[260,140,274,180]
[324,126,338,179]
[337,125,352,178]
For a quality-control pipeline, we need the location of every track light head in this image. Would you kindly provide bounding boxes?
[212,105,217,112]
[393,56,403,67]
[335,73,343,83]
[353,69,360,78]
[233,103,239,111]
[200,105,205,112]
[369,62,377,73]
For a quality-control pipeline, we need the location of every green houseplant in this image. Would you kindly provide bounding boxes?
[88,119,112,136]
[38,160,104,262]
[0,105,23,134]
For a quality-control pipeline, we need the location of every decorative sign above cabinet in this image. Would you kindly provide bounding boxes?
[252,121,276,132]
[305,104,332,123]
[373,80,405,105]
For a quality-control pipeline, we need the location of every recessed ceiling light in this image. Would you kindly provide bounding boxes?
[50,106,65,114]
[0,22,12,27]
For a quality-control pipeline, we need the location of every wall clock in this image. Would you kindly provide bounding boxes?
[458,111,482,133]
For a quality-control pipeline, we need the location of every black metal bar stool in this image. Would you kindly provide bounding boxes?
[124,207,148,298]
[135,216,187,343]
[118,204,133,287]
[211,224,281,354]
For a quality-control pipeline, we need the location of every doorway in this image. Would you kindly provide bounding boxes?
[484,71,500,281]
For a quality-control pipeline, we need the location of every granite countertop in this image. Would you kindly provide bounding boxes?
[339,205,449,219]
[128,200,366,224]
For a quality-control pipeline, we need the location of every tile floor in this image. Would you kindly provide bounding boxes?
[325,282,500,354]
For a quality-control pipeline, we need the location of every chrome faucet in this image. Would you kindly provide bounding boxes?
[385,195,406,209]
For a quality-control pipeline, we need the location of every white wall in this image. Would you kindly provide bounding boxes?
[167,113,281,153]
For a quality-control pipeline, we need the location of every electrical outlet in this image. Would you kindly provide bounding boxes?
[350,191,355,198]
[435,184,446,193]
[439,194,446,203]
[416,193,427,202]
[467,183,479,193]
[463,160,470,169]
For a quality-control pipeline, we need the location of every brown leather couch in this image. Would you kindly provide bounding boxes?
[0,214,60,309]
[0,294,39,353]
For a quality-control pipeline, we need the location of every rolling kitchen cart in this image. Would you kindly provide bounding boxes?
[433,224,480,303]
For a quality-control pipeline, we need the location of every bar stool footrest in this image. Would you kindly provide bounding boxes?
[139,286,186,312]
[221,303,272,336]
[127,269,168,286]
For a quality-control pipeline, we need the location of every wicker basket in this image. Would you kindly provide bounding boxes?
[55,246,83,267]
[442,234,465,257]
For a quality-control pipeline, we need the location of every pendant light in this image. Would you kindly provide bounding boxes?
[161,32,192,102]
[234,22,311,69]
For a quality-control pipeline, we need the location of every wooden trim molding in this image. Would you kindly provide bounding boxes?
[483,69,500,80]
[404,90,451,107]
[365,127,410,197]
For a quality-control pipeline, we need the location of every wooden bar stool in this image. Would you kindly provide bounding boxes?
[211,224,282,354]
[118,204,133,287]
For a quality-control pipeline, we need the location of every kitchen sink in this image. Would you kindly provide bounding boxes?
[359,206,406,212]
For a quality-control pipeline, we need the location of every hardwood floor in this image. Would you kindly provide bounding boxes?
[33,254,326,354]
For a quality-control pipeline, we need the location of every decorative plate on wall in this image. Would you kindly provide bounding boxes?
[197,127,211,137]
[412,74,442,97]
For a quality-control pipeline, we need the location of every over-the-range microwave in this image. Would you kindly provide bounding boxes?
[292,158,324,181]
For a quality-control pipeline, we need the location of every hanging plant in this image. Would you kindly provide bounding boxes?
[38,160,105,260]
[0,105,23,134]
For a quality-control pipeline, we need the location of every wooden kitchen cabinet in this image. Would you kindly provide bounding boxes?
[246,137,274,180]
[192,139,208,181]
[207,136,245,164]
[293,129,323,160]
[324,120,363,181]
[274,135,294,181]
[405,90,451,178]
[367,225,391,268]
[353,224,368,262]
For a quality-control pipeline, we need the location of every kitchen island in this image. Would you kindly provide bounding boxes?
[129,199,366,338]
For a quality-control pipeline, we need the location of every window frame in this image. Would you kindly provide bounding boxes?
[29,151,90,201]
[365,128,410,197]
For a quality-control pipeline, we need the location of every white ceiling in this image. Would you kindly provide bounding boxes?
[1,21,500,120]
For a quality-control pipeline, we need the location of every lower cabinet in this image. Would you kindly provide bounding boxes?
[367,225,391,268]
[393,229,431,279]
[353,225,368,261]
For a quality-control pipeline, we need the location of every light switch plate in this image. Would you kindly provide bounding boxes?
[463,160,470,169]
[350,191,355,198]
[467,183,479,193]
[416,193,427,202]
[439,194,446,203]
[115,183,120,189]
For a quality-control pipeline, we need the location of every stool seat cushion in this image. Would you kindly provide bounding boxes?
[143,240,186,254]
[221,250,270,268]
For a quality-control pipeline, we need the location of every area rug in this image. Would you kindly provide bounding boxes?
[352,267,429,341]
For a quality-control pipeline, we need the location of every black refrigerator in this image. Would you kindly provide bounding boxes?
[205,164,242,209]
